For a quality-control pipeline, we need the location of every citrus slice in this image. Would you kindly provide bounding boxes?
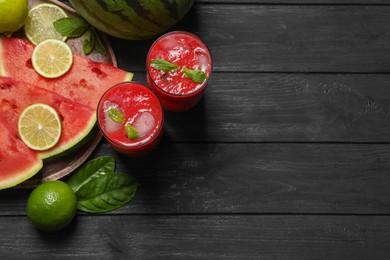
[24,3,67,45]
[32,39,73,78]
[18,103,62,151]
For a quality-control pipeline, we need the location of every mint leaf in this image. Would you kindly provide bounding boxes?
[92,28,108,56]
[68,156,115,193]
[125,124,139,140]
[108,108,126,124]
[151,59,178,72]
[54,17,89,38]
[76,172,139,213]
[183,67,207,83]
[83,29,94,55]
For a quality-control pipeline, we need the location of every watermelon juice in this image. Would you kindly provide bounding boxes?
[147,31,212,112]
[97,82,164,156]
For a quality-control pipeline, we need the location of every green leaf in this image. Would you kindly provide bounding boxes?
[68,156,115,193]
[183,67,207,83]
[92,28,108,56]
[53,17,89,38]
[83,29,95,55]
[107,108,126,124]
[76,172,139,213]
[125,124,140,140]
[151,59,178,72]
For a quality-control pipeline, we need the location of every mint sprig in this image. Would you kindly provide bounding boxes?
[53,17,89,37]
[108,108,126,124]
[125,124,140,140]
[183,67,207,83]
[151,59,178,72]
[53,17,107,56]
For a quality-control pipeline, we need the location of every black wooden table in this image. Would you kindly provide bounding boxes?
[2,0,390,258]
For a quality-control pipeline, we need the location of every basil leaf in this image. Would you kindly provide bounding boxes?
[76,172,139,213]
[183,67,207,83]
[83,29,95,55]
[68,156,115,193]
[108,108,126,124]
[53,17,89,38]
[151,59,178,72]
[92,28,108,56]
[125,124,140,140]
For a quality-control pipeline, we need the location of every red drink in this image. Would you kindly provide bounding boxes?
[147,31,212,112]
[97,82,164,156]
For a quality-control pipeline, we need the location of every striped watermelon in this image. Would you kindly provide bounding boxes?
[68,0,195,40]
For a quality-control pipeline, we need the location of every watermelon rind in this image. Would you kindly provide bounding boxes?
[0,160,43,190]
[0,119,43,190]
[38,113,97,160]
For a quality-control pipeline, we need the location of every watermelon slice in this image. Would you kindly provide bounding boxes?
[0,117,43,189]
[0,36,133,109]
[0,76,96,159]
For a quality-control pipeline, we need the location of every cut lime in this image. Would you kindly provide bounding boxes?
[24,3,67,45]
[18,103,62,151]
[32,39,73,78]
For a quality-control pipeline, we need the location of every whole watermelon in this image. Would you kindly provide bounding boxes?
[69,0,195,40]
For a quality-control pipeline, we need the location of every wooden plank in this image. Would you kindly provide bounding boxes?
[2,143,390,215]
[110,4,390,73]
[131,72,390,142]
[0,215,389,259]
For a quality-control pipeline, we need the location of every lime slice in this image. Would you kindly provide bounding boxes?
[24,3,67,45]
[18,103,62,151]
[32,39,73,78]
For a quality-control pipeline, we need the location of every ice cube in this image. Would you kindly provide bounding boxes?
[104,112,123,133]
[194,47,209,71]
[103,100,124,133]
[132,111,155,137]
[160,38,177,50]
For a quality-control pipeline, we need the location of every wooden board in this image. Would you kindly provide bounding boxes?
[14,0,117,188]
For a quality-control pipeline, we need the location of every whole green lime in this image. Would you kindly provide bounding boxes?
[27,180,77,231]
[0,0,29,35]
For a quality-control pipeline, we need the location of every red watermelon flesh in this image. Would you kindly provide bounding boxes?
[0,36,133,109]
[0,117,43,189]
[0,76,96,160]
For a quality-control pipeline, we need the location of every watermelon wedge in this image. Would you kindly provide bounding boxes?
[0,117,43,190]
[0,36,133,109]
[0,76,96,159]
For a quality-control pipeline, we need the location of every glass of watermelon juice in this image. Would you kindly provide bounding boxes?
[97,82,164,156]
[146,31,212,112]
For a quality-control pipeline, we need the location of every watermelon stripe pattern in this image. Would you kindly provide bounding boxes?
[69,0,194,40]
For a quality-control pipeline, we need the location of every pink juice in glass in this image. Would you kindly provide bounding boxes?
[97,82,164,156]
[147,31,212,112]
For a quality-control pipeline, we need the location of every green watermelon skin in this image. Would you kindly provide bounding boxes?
[0,117,42,190]
[69,0,195,40]
[0,76,96,160]
[0,37,133,110]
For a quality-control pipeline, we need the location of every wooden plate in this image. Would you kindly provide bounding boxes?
[15,0,117,188]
